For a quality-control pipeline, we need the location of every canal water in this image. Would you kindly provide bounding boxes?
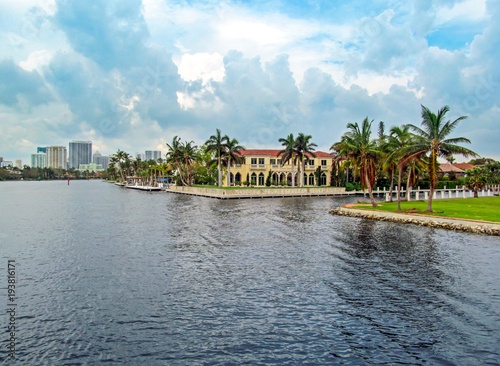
[1,180,499,365]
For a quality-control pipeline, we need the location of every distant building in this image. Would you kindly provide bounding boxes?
[15,159,22,169]
[78,163,103,172]
[453,163,476,171]
[438,163,465,177]
[93,151,110,169]
[69,141,92,169]
[0,157,3,163]
[31,153,47,168]
[136,153,145,161]
[145,150,162,162]
[37,147,47,153]
[46,146,67,169]
[1,161,13,168]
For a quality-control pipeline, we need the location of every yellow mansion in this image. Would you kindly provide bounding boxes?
[225,149,334,187]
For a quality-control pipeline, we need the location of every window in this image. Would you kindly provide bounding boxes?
[270,159,276,165]
[258,173,265,185]
[321,160,327,166]
[309,173,315,185]
[251,173,257,185]
[320,172,327,186]
[277,159,281,165]
[309,160,314,166]
[258,158,265,165]
[251,158,257,164]
[235,172,241,182]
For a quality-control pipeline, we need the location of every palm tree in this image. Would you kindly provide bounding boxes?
[465,167,487,198]
[278,133,298,187]
[166,136,187,185]
[332,117,380,207]
[223,138,245,187]
[386,125,412,211]
[402,105,478,212]
[205,129,228,187]
[179,141,198,186]
[295,133,317,187]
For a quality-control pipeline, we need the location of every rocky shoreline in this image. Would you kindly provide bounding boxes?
[330,207,500,236]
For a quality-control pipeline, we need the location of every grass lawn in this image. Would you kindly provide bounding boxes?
[353,196,500,223]
[192,185,334,190]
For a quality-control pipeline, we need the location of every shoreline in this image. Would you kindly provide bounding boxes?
[330,205,500,236]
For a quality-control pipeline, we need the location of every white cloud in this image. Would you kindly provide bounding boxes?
[19,49,52,71]
[436,0,488,25]
[176,53,224,83]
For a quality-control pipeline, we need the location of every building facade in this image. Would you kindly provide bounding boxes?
[69,141,92,169]
[15,159,22,169]
[37,147,47,153]
[31,153,47,168]
[145,150,162,162]
[93,151,110,170]
[223,149,334,187]
[46,146,67,169]
[78,163,103,172]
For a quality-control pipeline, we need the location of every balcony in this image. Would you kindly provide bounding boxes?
[235,164,242,168]
[306,165,315,170]
[272,164,279,168]
[321,165,328,170]
[251,164,257,168]
[259,164,266,169]
[250,164,266,169]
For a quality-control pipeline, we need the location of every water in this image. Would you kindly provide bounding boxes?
[1,180,499,365]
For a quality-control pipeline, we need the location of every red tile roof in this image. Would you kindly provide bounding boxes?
[439,163,464,173]
[237,149,334,158]
[453,163,476,171]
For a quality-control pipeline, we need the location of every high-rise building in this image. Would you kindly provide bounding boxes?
[136,153,145,161]
[93,151,110,169]
[145,150,162,162]
[37,147,47,153]
[15,159,22,169]
[69,141,92,169]
[31,153,47,168]
[46,146,67,169]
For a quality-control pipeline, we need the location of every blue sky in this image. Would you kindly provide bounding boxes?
[0,0,499,164]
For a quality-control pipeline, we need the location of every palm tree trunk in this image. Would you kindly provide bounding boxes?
[291,161,295,187]
[389,169,394,202]
[397,166,403,211]
[227,159,231,187]
[427,151,436,212]
[406,168,412,201]
[302,160,305,187]
[218,155,222,187]
[365,169,378,207]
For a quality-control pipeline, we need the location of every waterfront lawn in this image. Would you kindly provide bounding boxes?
[354,197,500,222]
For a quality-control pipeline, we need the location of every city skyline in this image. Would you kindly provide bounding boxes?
[0,0,499,165]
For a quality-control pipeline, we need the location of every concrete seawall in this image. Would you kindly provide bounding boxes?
[167,186,349,199]
[330,206,500,236]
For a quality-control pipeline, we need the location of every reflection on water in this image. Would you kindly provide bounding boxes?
[0,180,499,365]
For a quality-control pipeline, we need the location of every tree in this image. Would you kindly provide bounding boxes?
[278,133,298,187]
[295,133,317,187]
[403,105,478,212]
[222,138,245,187]
[332,117,380,207]
[386,125,412,211]
[205,129,228,187]
[465,167,487,198]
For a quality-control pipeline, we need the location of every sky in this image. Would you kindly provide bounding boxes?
[0,0,499,164]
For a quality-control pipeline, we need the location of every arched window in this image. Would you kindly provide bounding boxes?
[258,172,265,186]
[251,173,257,185]
[309,173,315,186]
[320,172,327,186]
[229,173,234,184]
[235,172,241,182]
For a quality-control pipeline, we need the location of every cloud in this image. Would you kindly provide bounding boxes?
[0,0,498,164]
[0,59,52,108]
